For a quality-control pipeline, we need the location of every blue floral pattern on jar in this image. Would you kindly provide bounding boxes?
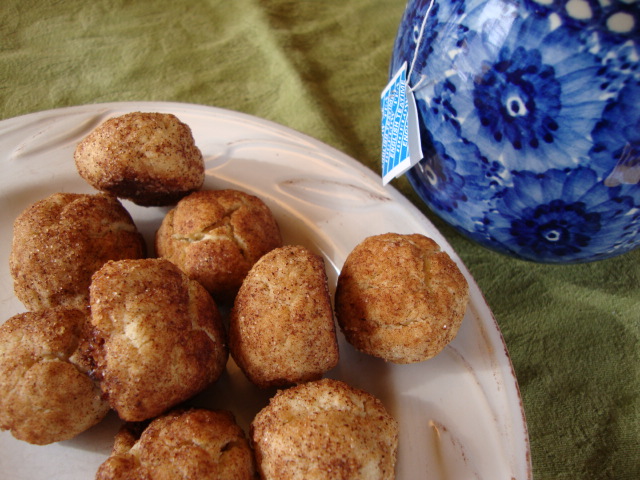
[391,0,640,263]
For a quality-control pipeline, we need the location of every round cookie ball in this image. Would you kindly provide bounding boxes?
[9,192,146,311]
[155,189,282,303]
[96,409,256,480]
[74,112,204,206]
[87,258,228,422]
[0,308,110,445]
[229,245,339,388]
[251,378,398,480]
[335,233,469,364]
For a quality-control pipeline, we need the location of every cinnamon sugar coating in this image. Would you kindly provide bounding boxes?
[74,112,204,206]
[96,409,255,480]
[87,258,228,422]
[251,378,398,480]
[155,189,282,303]
[0,308,110,445]
[229,245,338,388]
[9,192,145,311]
[335,233,469,363]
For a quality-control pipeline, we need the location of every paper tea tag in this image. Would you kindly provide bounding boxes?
[380,61,423,185]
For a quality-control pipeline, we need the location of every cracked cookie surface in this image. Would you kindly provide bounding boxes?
[96,408,255,480]
[87,258,228,422]
[0,307,110,445]
[155,189,282,303]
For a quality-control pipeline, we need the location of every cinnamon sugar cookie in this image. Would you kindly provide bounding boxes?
[335,233,469,363]
[9,192,145,311]
[87,258,227,421]
[96,409,255,480]
[229,245,338,388]
[251,378,398,480]
[156,189,282,303]
[0,308,109,445]
[74,112,204,206]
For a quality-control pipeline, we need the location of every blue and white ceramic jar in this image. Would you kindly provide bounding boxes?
[391,0,640,263]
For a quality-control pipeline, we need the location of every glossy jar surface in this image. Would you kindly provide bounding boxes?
[391,0,640,263]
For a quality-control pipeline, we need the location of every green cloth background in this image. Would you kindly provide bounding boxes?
[1,1,638,478]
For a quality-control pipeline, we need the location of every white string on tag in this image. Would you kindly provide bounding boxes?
[407,0,436,90]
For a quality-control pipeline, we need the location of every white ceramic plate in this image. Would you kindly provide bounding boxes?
[0,102,531,480]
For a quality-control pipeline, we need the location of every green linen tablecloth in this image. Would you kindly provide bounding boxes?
[1,1,638,479]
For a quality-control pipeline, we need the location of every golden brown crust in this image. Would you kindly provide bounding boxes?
[155,189,282,303]
[251,378,398,480]
[88,258,228,422]
[229,245,339,388]
[96,409,256,480]
[74,112,204,206]
[0,308,110,445]
[9,192,146,311]
[335,233,469,363]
